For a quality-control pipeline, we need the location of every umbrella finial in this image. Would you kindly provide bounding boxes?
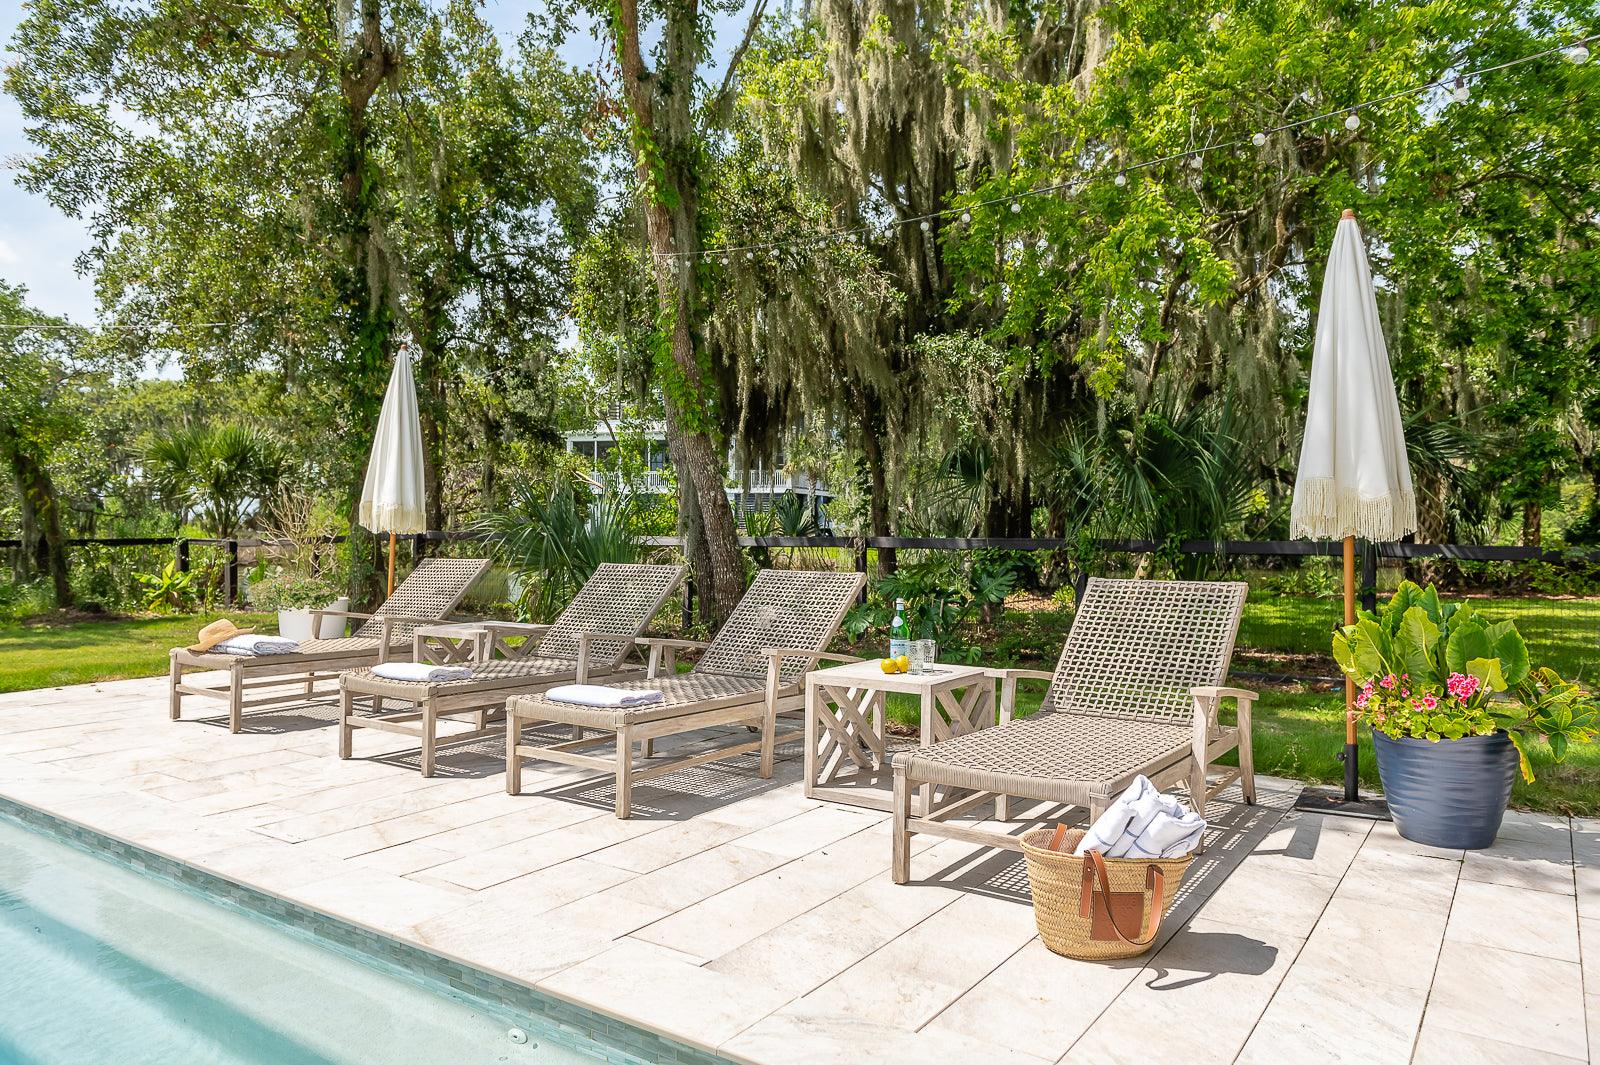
[1341,208,1356,220]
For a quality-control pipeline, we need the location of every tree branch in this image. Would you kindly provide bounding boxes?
[710,0,770,123]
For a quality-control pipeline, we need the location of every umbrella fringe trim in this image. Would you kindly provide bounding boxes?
[1289,479,1417,542]
[358,502,430,535]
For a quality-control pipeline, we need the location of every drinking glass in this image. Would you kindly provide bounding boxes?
[910,639,936,674]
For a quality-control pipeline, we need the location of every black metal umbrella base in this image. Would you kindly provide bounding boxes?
[1293,785,1391,821]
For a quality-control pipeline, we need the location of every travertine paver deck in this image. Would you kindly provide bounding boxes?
[0,673,1595,1063]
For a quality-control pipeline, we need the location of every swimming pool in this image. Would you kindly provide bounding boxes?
[0,811,705,1065]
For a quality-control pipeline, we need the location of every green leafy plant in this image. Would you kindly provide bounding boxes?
[1333,580,1599,781]
[134,560,195,613]
[243,567,344,611]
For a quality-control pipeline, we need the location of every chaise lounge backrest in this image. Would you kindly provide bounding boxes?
[352,557,492,642]
[533,563,686,668]
[1046,578,1248,723]
[694,570,867,685]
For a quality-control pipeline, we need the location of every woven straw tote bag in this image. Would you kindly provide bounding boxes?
[1020,826,1193,961]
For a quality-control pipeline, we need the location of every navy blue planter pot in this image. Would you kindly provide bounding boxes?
[1371,728,1518,850]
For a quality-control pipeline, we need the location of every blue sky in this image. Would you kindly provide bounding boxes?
[0,0,743,324]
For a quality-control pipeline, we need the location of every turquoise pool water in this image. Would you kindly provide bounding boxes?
[0,815,596,1065]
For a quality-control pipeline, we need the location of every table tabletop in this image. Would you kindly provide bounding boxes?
[805,658,988,695]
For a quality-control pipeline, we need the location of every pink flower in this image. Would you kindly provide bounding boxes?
[1380,674,1398,690]
[1446,672,1482,700]
[1421,694,1438,710]
[1355,692,1369,709]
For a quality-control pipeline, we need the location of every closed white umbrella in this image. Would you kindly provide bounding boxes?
[1291,209,1417,807]
[359,345,427,596]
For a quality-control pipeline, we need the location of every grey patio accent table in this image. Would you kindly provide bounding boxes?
[804,659,996,815]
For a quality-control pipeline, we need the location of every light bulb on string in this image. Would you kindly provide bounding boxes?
[1113,172,1127,187]
[1252,132,1267,147]
[960,211,972,224]
[919,220,931,232]
[1452,77,1470,103]
[1189,154,1204,170]
[1563,40,1590,63]
[1010,201,1022,214]
[1344,112,1361,130]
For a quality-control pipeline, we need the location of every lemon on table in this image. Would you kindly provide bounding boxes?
[880,658,897,673]
[895,655,910,673]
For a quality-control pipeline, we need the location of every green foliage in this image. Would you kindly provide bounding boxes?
[143,424,289,538]
[482,479,647,622]
[1333,580,1598,780]
[843,551,1023,660]
[133,560,195,614]
[242,568,345,612]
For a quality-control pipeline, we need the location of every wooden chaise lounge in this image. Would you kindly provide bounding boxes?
[337,563,684,776]
[891,577,1256,883]
[168,557,489,733]
[504,569,865,818]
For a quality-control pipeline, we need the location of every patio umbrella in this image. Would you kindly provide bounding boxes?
[359,345,427,596]
[1290,209,1416,808]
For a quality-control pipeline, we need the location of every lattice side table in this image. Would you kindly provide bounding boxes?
[411,622,489,666]
[803,659,995,814]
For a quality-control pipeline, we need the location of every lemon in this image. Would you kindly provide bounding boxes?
[880,658,897,674]
[895,655,910,672]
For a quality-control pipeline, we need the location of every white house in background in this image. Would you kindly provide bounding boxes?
[563,419,833,527]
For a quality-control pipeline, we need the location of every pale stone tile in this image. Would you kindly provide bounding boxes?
[1444,879,1580,962]
[1235,809,1371,880]
[602,843,791,913]
[724,1001,1053,1065]
[1461,831,1576,895]
[1424,940,1587,1060]
[1363,820,1466,862]
[1412,1019,1585,1064]
[299,791,535,858]
[1292,895,1445,990]
[795,892,1038,1030]
[250,781,476,842]
[1572,818,1600,919]
[421,812,668,891]
[414,893,669,982]
[1190,859,1340,941]
[1237,961,1426,1064]
[540,938,792,1047]
[709,865,961,999]
[1333,844,1461,914]
[1496,808,1573,847]
[290,866,476,935]
[587,816,760,873]
[730,804,885,858]
[632,826,900,958]
[1063,917,1300,1065]
[927,939,1143,1061]
[190,839,353,893]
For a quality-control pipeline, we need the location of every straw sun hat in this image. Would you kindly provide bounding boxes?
[187,619,255,653]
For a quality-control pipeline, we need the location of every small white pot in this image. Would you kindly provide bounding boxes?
[277,597,350,642]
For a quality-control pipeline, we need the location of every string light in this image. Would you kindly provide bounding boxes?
[660,31,1597,263]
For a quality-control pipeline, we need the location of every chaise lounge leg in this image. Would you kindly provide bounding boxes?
[505,713,522,795]
[169,654,183,721]
[228,661,245,734]
[891,762,911,884]
[421,700,436,777]
[338,683,354,760]
[1238,698,1257,805]
[615,727,633,819]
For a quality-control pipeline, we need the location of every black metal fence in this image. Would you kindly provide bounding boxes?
[5,531,1598,684]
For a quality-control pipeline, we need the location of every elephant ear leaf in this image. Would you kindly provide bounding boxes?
[1332,629,1357,678]
[1467,656,1507,693]
[1397,606,1440,683]
[1416,585,1443,623]
[1446,619,1491,675]
[1352,617,1392,678]
[1485,621,1531,687]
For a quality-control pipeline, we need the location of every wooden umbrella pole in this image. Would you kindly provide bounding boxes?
[387,531,397,598]
[1342,534,1359,800]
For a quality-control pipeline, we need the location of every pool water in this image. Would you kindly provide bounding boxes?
[0,816,594,1065]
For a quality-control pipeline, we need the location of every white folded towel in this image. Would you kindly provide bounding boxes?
[1075,775,1206,859]
[545,684,664,708]
[371,662,474,683]
[213,635,301,656]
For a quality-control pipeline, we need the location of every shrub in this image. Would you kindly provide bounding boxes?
[244,567,344,611]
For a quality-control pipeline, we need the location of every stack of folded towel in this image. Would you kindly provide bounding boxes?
[371,662,474,683]
[545,684,665,708]
[1074,775,1206,859]
[213,635,301,656]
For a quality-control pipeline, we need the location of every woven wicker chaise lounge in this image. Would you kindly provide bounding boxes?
[891,577,1256,883]
[337,563,685,776]
[169,557,490,734]
[504,569,866,818]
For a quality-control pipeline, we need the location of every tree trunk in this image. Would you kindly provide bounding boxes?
[859,416,896,576]
[2,435,72,609]
[1523,500,1542,548]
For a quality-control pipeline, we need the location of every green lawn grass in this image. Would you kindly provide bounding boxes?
[0,612,276,693]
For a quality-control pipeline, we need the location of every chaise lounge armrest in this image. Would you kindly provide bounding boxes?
[760,647,863,695]
[1190,685,1258,743]
[989,667,1053,722]
[1190,685,1258,702]
[638,635,711,677]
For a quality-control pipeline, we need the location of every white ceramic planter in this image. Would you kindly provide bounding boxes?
[277,597,350,642]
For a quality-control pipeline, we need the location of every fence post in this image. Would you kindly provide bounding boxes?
[224,539,239,607]
[1361,541,1378,614]
[175,538,190,574]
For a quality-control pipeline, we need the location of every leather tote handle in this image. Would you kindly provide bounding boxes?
[1078,850,1167,947]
